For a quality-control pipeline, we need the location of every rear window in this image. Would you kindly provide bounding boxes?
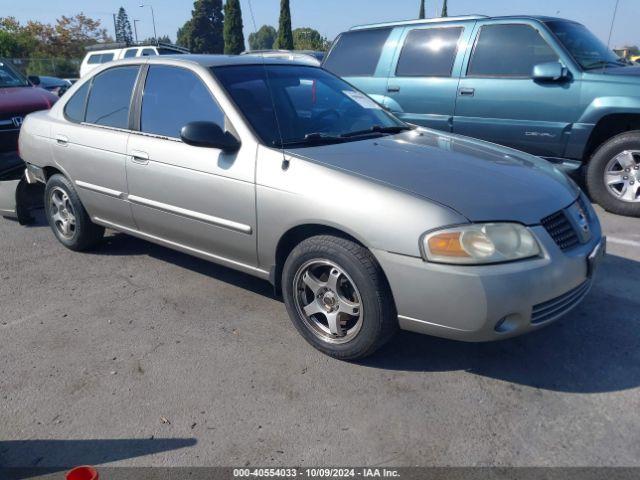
[85,66,139,129]
[87,53,114,64]
[323,28,391,77]
[396,27,463,77]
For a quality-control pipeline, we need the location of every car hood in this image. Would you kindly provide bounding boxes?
[0,86,57,115]
[601,65,640,77]
[286,130,579,225]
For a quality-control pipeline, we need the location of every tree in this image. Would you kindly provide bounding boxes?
[187,0,224,53]
[248,25,276,50]
[176,20,193,49]
[441,0,448,17]
[293,28,328,51]
[115,7,133,43]
[223,0,245,54]
[275,0,293,50]
[419,0,426,19]
[143,35,171,44]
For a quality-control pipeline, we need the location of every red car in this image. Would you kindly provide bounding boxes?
[0,59,58,222]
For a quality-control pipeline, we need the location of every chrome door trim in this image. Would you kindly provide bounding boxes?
[93,216,268,278]
[75,180,125,199]
[127,194,253,234]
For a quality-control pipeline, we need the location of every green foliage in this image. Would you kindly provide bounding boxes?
[176,20,193,49]
[142,35,171,44]
[275,0,294,50]
[223,0,245,54]
[441,0,448,17]
[188,0,224,53]
[419,0,426,19]
[115,7,133,43]
[248,25,276,50]
[293,28,329,51]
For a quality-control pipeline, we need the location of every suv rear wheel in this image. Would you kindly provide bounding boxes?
[282,235,397,360]
[586,131,640,217]
[44,174,104,251]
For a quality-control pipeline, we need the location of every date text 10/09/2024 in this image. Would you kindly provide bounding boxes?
[233,468,401,478]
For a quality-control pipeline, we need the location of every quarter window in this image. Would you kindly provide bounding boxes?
[140,65,225,138]
[396,27,463,77]
[85,66,139,129]
[468,24,559,77]
[63,81,90,123]
[323,28,391,77]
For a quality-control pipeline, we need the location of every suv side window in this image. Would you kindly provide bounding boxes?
[323,28,391,77]
[85,66,139,129]
[141,48,157,56]
[63,81,90,123]
[396,27,463,77]
[468,24,559,77]
[124,48,139,58]
[140,65,225,138]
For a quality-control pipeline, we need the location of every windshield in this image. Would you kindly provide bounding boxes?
[547,21,627,70]
[0,61,30,87]
[212,65,406,147]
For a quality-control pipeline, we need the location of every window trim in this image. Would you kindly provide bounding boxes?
[465,23,560,79]
[322,27,392,78]
[394,26,464,78]
[133,63,229,141]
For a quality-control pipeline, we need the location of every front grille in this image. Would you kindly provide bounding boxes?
[531,280,591,324]
[541,209,579,251]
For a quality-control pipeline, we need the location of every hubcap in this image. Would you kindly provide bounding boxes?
[604,150,640,203]
[293,259,363,344]
[49,187,77,239]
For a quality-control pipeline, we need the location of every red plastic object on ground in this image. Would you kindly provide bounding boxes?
[66,466,99,480]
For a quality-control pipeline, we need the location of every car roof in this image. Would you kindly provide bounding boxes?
[350,15,576,30]
[145,54,317,68]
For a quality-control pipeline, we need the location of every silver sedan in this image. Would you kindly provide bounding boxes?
[8,55,604,359]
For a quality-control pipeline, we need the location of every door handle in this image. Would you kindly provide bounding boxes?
[387,85,401,93]
[130,150,149,165]
[459,88,475,97]
[55,135,68,146]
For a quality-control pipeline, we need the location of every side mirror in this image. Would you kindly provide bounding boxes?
[180,121,241,152]
[28,75,41,86]
[532,62,569,82]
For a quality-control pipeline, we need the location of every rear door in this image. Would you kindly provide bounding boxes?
[385,22,472,131]
[50,65,140,228]
[125,64,257,266]
[453,20,581,157]
[323,27,395,106]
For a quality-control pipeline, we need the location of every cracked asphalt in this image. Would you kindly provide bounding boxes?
[1,205,639,468]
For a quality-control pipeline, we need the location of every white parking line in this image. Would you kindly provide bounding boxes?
[607,236,640,248]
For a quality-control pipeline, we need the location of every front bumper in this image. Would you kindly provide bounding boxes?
[374,223,604,342]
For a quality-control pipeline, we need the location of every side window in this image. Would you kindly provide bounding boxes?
[140,65,225,138]
[396,27,463,77]
[87,54,102,64]
[124,49,138,58]
[100,53,114,63]
[85,66,139,129]
[323,28,391,77]
[141,48,157,56]
[63,81,90,123]
[468,24,559,77]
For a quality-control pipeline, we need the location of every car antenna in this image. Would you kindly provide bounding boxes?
[605,0,620,74]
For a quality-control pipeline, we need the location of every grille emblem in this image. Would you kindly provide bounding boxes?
[566,202,591,244]
[12,116,23,128]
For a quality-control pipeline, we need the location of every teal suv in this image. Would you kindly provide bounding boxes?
[324,15,640,217]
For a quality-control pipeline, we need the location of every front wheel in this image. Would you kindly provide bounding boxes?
[282,235,397,360]
[586,131,640,217]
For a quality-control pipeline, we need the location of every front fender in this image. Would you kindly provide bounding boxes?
[578,96,640,124]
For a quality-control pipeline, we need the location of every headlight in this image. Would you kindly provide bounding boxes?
[422,223,541,265]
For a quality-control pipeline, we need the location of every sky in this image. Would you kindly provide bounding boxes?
[6,0,640,49]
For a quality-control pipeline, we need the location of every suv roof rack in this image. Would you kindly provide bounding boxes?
[85,41,190,53]
[351,15,489,30]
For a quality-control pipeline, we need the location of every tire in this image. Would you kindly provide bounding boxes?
[586,131,640,217]
[44,174,104,251]
[282,235,397,360]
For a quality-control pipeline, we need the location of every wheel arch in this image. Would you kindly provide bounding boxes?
[583,113,640,161]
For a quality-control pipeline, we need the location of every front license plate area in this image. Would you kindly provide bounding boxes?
[587,237,606,277]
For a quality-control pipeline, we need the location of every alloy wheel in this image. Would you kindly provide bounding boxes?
[49,187,77,239]
[604,150,640,203]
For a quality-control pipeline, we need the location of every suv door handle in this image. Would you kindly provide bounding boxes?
[55,135,68,146]
[130,150,149,165]
[459,88,475,97]
[387,85,401,93]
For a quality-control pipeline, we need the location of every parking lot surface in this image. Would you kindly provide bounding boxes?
[1,205,639,468]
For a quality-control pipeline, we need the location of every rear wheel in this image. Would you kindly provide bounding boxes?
[586,131,640,217]
[282,235,397,360]
[44,174,104,251]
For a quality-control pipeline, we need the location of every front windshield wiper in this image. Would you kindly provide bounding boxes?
[340,124,414,138]
[274,132,346,148]
[583,59,628,70]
